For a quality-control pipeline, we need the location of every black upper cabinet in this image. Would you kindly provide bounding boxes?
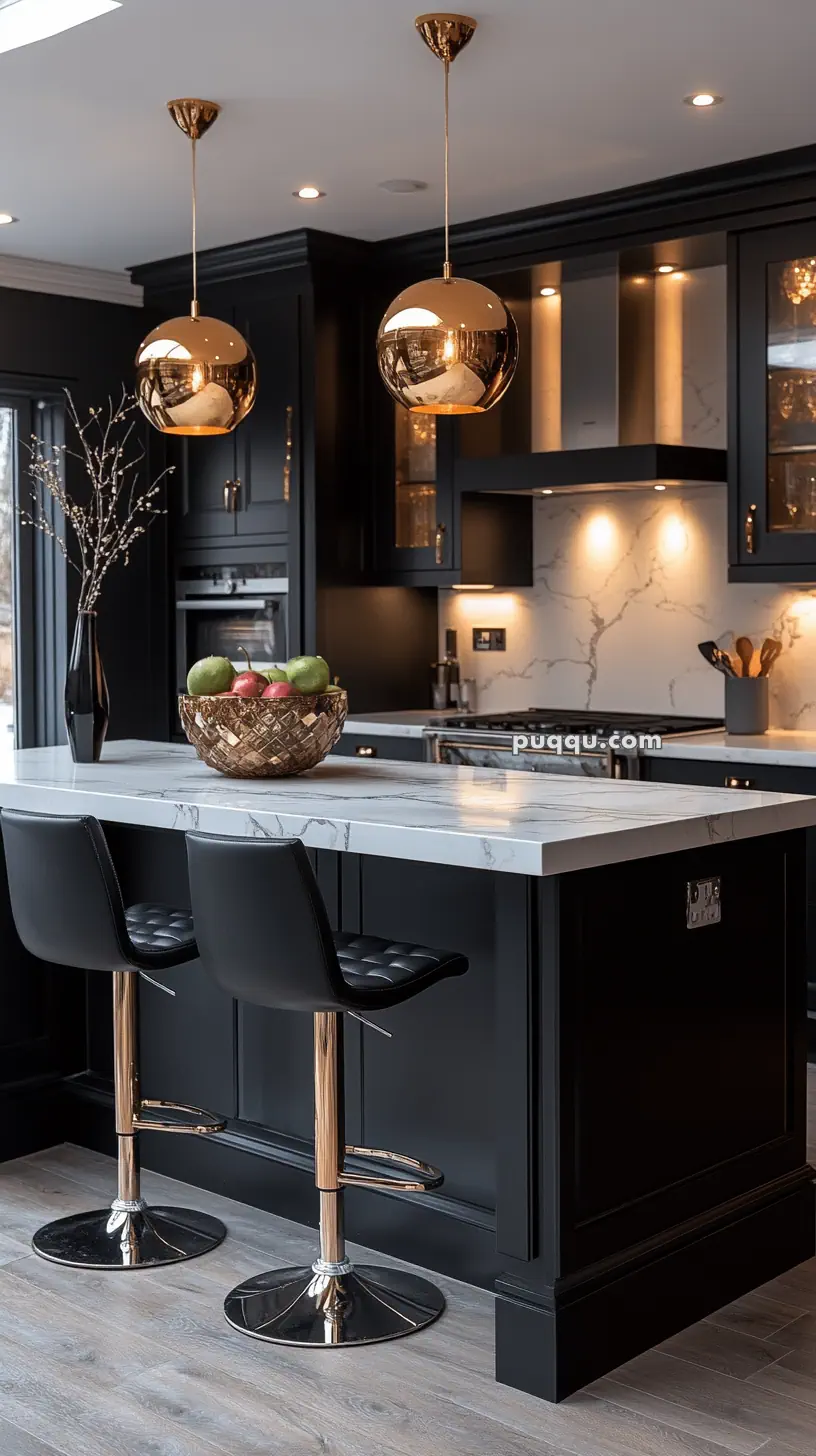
[178,285,298,546]
[731,220,816,581]
[178,284,241,543]
[234,290,299,541]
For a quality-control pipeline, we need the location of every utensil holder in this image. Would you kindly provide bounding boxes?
[725,676,769,735]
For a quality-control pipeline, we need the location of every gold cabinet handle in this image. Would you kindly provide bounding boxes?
[725,776,755,789]
[283,405,293,503]
[223,480,240,513]
[745,504,757,555]
[435,521,446,566]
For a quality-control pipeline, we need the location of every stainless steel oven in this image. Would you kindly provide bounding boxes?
[175,565,289,692]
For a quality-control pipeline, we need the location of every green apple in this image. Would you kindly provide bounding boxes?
[286,654,331,695]
[186,655,235,696]
[263,667,289,684]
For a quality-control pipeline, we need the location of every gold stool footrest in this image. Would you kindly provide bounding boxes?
[339,1145,443,1193]
[133,1099,226,1135]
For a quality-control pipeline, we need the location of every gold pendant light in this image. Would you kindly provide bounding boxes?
[135,99,258,436]
[376,15,518,415]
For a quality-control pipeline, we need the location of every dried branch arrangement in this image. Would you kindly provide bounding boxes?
[20,389,172,612]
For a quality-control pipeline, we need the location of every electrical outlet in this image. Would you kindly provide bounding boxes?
[472,628,506,651]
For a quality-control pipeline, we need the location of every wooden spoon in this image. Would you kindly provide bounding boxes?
[735,636,754,677]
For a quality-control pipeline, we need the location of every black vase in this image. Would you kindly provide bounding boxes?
[65,611,110,763]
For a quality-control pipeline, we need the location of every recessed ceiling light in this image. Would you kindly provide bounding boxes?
[656,264,676,274]
[539,286,558,297]
[294,186,324,200]
[684,92,723,108]
[0,213,16,226]
[377,178,428,193]
[0,0,121,55]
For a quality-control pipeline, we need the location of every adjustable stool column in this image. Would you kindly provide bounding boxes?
[187,831,468,1347]
[2,809,227,1269]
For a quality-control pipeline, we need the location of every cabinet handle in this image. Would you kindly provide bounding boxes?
[223,479,241,513]
[725,776,755,790]
[435,521,446,566]
[744,504,757,555]
[283,405,293,503]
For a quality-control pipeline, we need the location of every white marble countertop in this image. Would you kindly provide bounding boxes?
[648,730,816,769]
[0,740,813,878]
[342,711,449,740]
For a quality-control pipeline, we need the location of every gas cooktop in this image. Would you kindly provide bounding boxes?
[437,709,724,737]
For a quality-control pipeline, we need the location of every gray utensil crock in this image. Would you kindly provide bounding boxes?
[725,676,769,735]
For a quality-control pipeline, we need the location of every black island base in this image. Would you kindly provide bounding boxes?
[1,818,812,1403]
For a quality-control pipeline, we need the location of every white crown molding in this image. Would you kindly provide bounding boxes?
[0,252,143,307]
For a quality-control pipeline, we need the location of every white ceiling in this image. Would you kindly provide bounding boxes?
[2,0,816,275]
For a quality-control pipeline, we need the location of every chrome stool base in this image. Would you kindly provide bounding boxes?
[224,1262,445,1346]
[32,1204,226,1270]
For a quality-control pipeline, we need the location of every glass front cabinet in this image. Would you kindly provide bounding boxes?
[733,221,816,577]
[374,401,455,576]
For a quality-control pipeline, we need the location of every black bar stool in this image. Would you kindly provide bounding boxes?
[186,832,468,1347]
[1,809,227,1270]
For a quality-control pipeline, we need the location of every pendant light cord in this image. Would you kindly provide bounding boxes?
[443,57,451,280]
[190,137,199,320]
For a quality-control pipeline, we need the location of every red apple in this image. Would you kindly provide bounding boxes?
[231,671,268,698]
[262,681,299,699]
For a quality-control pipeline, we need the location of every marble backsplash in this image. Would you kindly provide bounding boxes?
[440,488,816,729]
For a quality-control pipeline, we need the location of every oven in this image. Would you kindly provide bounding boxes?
[175,564,289,693]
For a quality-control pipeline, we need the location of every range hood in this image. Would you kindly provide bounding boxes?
[457,249,728,494]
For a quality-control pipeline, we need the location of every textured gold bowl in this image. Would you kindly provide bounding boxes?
[179,690,348,778]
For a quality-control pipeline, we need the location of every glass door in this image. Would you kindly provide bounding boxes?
[736,222,816,568]
[767,254,816,531]
[395,407,437,549]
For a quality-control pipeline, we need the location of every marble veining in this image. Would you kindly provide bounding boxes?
[0,741,813,879]
[441,488,816,729]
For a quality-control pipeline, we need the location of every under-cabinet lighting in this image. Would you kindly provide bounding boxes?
[541,488,554,495]
[539,286,558,297]
[656,265,676,275]
[294,185,325,200]
[451,583,494,591]
[684,92,723,108]
[654,484,667,491]
[0,0,121,54]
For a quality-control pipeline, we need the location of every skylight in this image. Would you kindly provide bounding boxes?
[0,0,121,55]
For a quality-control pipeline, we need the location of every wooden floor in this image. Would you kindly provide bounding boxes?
[2,1079,816,1456]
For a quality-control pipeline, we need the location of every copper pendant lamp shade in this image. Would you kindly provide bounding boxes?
[135,100,258,437]
[376,16,518,416]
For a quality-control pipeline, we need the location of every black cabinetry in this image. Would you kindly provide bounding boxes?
[367,272,533,589]
[731,220,816,581]
[174,285,297,547]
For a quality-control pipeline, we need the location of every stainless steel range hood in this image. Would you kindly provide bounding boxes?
[457,247,728,495]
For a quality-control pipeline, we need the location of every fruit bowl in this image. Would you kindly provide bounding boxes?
[179,690,348,778]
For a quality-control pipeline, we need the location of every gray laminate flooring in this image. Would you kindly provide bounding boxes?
[1,1076,816,1456]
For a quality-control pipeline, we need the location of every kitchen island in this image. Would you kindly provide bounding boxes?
[0,741,813,1402]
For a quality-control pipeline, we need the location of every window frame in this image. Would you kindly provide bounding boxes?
[0,386,67,749]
